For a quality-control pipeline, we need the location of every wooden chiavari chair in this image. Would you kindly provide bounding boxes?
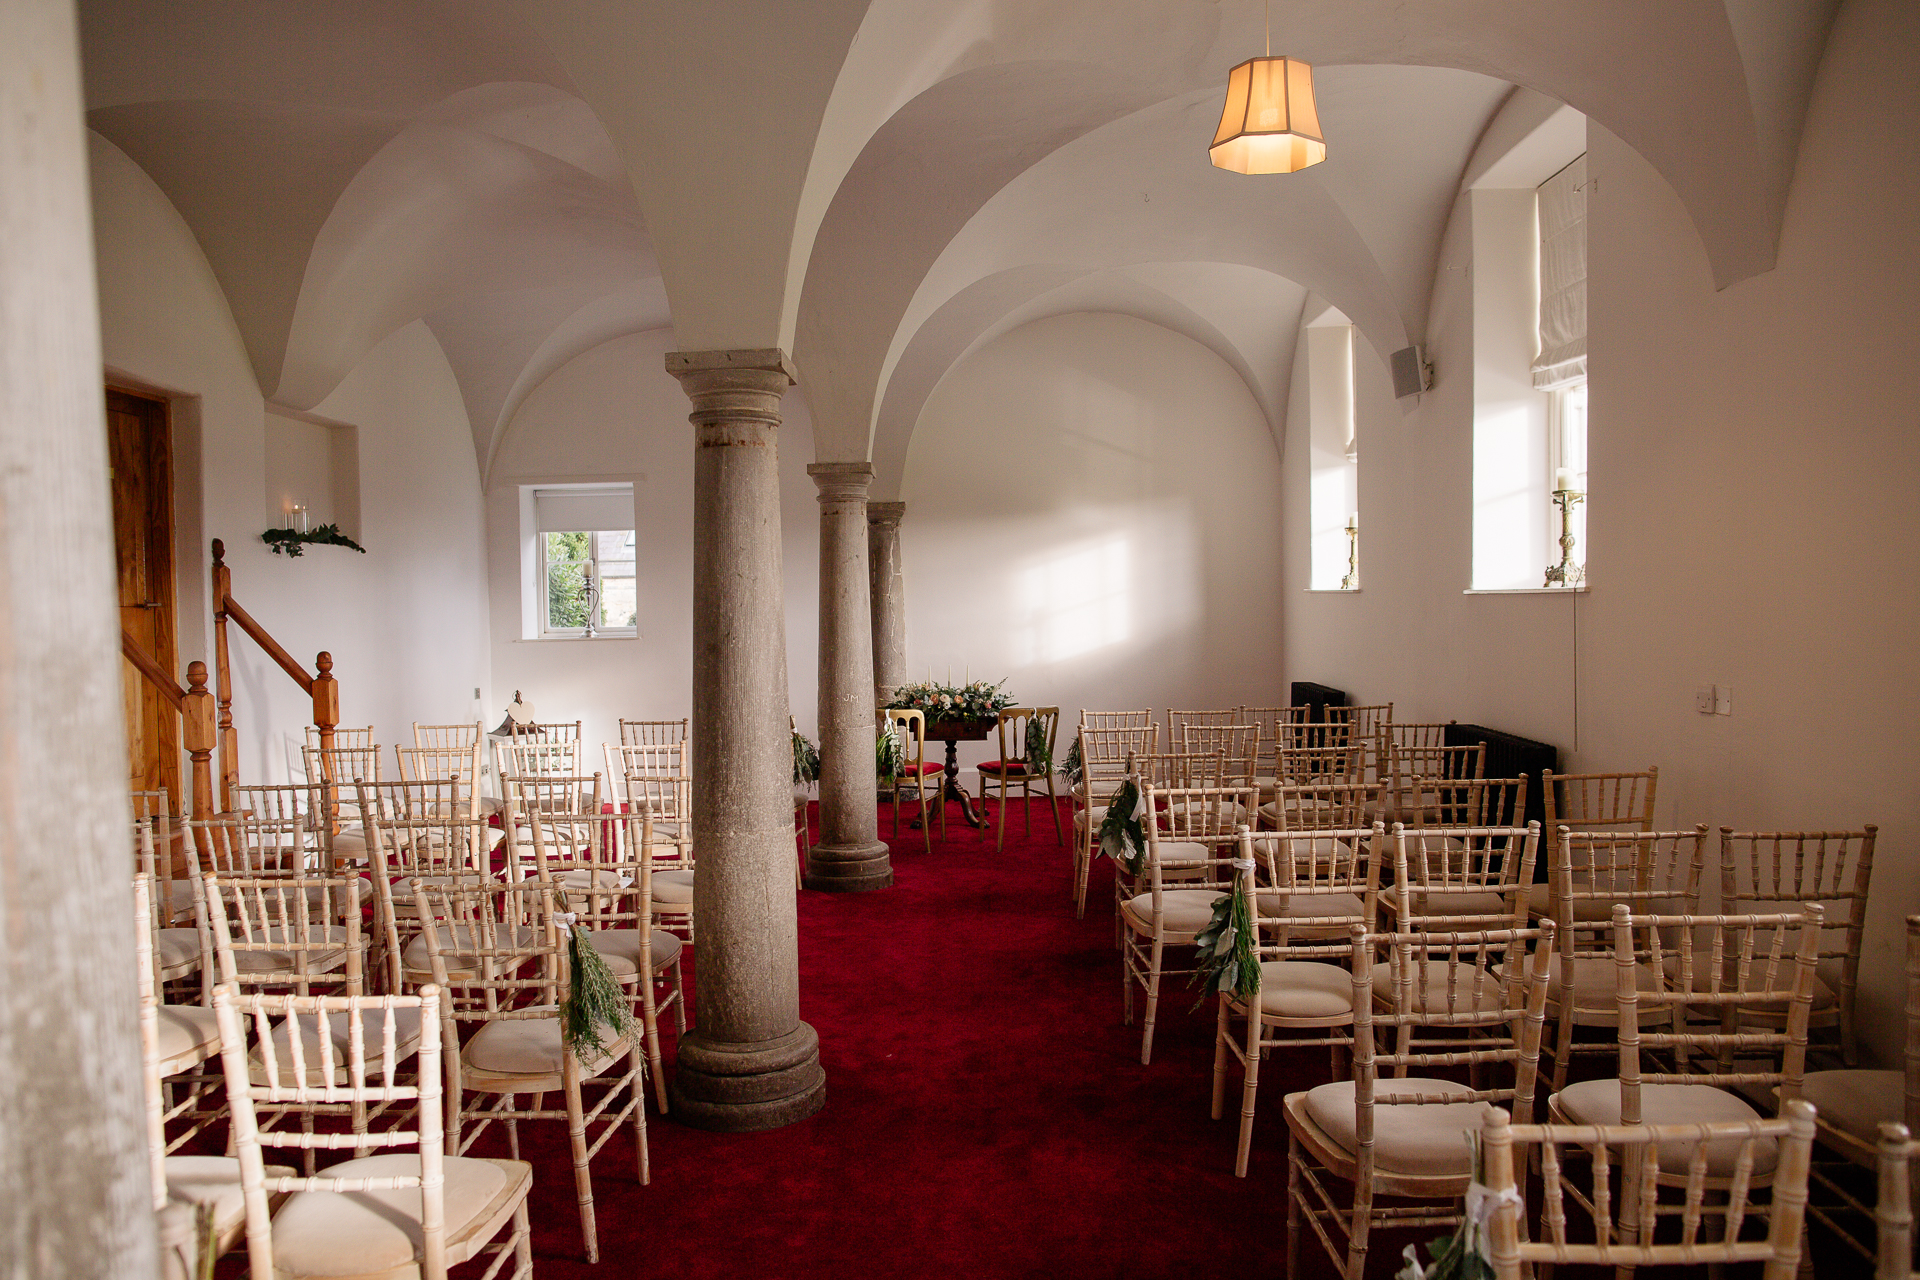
[1383,821,1541,935]
[1165,707,1240,745]
[212,983,534,1280]
[1071,719,1158,919]
[1531,765,1659,919]
[618,717,689,746]
[977,706,1064,853]
[1721,824,1877,1066]
[604,742,695,941]
[1327,703,1393,783]
[302,742,382,868]
[1875,1122,1920,1280]
[1181,722,1260,788]
[1213,825,1385,1175]
[1282,919,1557,1280]
[411,720,481,750]
[1481,1100,1817,1280]
[133,870,228,1170]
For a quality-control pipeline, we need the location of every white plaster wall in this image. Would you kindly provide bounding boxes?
[90,131,491,786]
[1283,0,1920,1064]
[902,311,1287,779]
[485,328,821,754]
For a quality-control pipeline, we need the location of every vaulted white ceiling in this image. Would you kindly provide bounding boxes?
[79,0,1841,488]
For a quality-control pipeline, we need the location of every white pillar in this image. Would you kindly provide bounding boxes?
[866,501,906,704]
[0,0,161,1271]
[805,464,890,892]
[665,349,825,1131]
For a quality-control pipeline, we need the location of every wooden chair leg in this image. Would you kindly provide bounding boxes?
[564,1061,598,1263]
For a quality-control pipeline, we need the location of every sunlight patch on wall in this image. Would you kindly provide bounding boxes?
[1011,533,1133,665]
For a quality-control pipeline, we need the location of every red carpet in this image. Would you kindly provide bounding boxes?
[489,798,1354,1279]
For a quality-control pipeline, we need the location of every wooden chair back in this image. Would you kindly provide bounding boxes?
[1876,1122,1920,1280]
[991,706,1059,770]
[191,807,306,878]
[494,737,580,780]
[1265,779,1379,832]
[307,725,374,751]
[1237,705,1298,750]
[211,984,453,1280]
[508,719,581,743]
[408,876,563,1018]
[1164,708,1240,743]
[619,718,689,746]
[1388,822,1541,933]
[1278,741,1366,786]
[1180,723,1258,785]
[1482,1100,1817,1280]
[1133,749,1230,791]
[1328,703,1394,781]
[397,742,483,800]
[1386,721,1450,753]
[1136,783,1253,902]
[501,772,603,882]
[1081,709,1154,733]
[1720,825,1876,1064]
[1249,823,1384,946]
[203,870,364,997]
[1079,723,1157,793]
[411,721,480,750]
[1541,766,1658,856]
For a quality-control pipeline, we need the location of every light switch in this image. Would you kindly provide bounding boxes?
[1714,685,1733,716]
[1695,687,1715,714]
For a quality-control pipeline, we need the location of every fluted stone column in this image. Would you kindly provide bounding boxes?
[805,464,890,893]
[665,349,824,1131]
[867,501,906,704]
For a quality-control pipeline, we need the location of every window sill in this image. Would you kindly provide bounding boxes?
[519,634,640,643]
[1303,588,1362,594]
[1461,587,1589,595]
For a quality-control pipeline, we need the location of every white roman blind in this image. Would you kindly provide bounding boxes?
[533,485,633,533]
[1533,154,1587,390]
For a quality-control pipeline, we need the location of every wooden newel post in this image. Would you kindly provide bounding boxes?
[312,650,339,829]
[210,538,236,813]
[183,660,216,856]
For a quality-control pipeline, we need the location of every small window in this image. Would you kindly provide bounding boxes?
[530,485,636,638]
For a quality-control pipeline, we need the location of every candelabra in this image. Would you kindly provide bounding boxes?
[1339,518,1359,591]
[581,561,601,638]
[1543,487,1586,587]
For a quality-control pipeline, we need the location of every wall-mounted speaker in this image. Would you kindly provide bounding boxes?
[1390,345,1432,398]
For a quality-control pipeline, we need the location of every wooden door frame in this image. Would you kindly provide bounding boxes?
[109,384,180,810]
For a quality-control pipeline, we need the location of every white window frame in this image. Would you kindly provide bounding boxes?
[539,528,637,639]
[517,482,640,641]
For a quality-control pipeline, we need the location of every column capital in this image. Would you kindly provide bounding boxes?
[664,347,797,382]
[807,461,874,504]
[867,501,906,527]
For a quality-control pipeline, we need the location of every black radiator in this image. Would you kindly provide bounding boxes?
[1444,722,1558,833]
[1290,682,1348,721]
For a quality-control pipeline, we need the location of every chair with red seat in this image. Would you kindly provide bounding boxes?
[882,707,944,852]
[977,706,1064,853]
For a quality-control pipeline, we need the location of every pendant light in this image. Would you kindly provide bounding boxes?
[1208,1,1325,174]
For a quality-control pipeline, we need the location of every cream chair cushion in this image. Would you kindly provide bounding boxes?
[1371,962,1512,1016]
[1247,961,1355,1019]
[155,1004,222,1075]
[1800,1069,1901,1147]
[1304,1078,1492,1177]
[463,1008,621,1078]
[1554,1079,1778,1177]
[587,928,683,977]
[1254,890,1368,929]
[156,928,204,977]
[651,869,694,907]
[1120,888,1226,937]
[1407,889,1510,921]
[267,1154,525,1277]
[401,925,538,978]
[165,1156,295,1254]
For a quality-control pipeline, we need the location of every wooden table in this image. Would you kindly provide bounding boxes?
[919,717,995,830]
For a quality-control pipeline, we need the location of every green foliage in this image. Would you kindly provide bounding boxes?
[261,523,367,557]
[1059,734,1082,783]
[1024,716,1052,776]
[1097,777,1148,875]
[876,720,902,780]
[793,730,820,786]
[546,532,592,628]
[559,913,641,1061]
[1190,884,1260,1011]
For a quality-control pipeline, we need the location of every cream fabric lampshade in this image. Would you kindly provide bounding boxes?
[1209,56,1326,174]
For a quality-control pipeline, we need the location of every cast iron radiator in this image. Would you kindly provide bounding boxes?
[1443,721,1558,835]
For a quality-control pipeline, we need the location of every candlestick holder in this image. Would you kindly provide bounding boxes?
[1339,522,1359,591]
[1543,488,1586,587]
[581,562,601,638]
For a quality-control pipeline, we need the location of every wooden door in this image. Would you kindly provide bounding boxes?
[108,388,180,807]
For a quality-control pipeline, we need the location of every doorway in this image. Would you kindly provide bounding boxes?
[108,387,180,808]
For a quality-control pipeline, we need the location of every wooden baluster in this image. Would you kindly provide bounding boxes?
[183,660,216,859]
[312,650,339,834]
[210,538,236,813]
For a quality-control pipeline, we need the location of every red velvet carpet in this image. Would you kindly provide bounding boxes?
[491,798,1351,1280]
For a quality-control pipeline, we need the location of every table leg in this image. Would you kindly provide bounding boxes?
[911,738,987,830]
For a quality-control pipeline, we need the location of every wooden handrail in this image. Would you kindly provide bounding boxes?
[209,538,340,814]
[120,629,185,711]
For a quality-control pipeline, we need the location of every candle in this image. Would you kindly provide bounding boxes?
[1555,468,1571,493]
[1345,515,1357,533]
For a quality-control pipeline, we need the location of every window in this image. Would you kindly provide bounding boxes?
[529,485,637,638]
[1535,156,1587,585]
[1305,309,1359,590]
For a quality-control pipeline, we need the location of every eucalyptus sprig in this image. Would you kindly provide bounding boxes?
[876,719,902,780]
[1190,882,1260,1011]
[1059,734,1082,785]
[1097,777,1148,876]
[1024,716,1052,777]
[557,907,641,1061]
[792,730,820,786]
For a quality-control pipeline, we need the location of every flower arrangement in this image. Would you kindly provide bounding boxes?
[262,523,366,557]
[888,678,1015,726]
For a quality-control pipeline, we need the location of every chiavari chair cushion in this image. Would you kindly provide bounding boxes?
[1798,1069,1901,1147]
[587,927,684,978]
[463,1011,626,1080]
[252,1007,427,1087]
[558,866,626,896]
[225,926,355,975]
[1412,889,1509,919]
[651,869,694,905]
[1254,889,1368,927]
[1303,1079,1494,1177]
[399,925,539,979]
[154,1005,223,1076]
[1250,962,1355,1019]
[265,1153,526,1279]
[155,927,203,979]
[1555,1079,1779,1176]
[164,1156,296,1256]
[1120,887,1225,937]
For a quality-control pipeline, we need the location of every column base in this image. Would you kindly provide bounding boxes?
[669,1024,826,1132]
[803,839,893,892]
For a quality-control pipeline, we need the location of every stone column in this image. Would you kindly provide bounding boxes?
[665,349,824,1131]
[867,501,907,704]
[2,1,162,1272]
[805,464,890,893]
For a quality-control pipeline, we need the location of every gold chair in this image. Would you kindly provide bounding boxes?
[977,705,1064,853]
[213,983,534,1280]
[1071,718,1158,919]
[604,742,696,941]
[1282,918,1557,1279]
[1721,825,1877,1065]
[1119,781,1257,1064]
[882,707,939,855]
[1212,823,1384,1174]
[410,875,646,1263]
[1481,1100,1817,1280]
[1530,765,1659,918]
[1382,820,1541,934]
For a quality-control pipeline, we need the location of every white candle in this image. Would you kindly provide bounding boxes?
[1345,515,1357,533]
[1555,467,1571,493]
